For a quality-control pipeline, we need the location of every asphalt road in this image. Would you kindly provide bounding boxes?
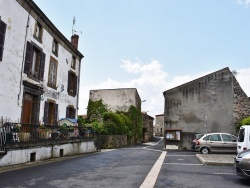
[0,138,250,188]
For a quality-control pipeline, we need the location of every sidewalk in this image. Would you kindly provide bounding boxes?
[196,154,236,166]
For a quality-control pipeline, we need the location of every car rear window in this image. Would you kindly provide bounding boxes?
[238,128,245,142]
[203,135,211,140]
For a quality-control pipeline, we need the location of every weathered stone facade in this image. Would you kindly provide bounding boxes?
[89,88,141,112]
[0,0,83,126]
[233,77,250,126]
[154,114,164,136]
[142,112,154,142]
[99,135,127,149]
[163,67,250,149]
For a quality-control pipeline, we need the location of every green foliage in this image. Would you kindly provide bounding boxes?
[85,100,142,143]
[102,112,131,135]
[236,116,250,131]
[78,115,85,126]
[89,121,107,135]
[240,116,250,126]
[126,105,142,143]
[86,100,107,122]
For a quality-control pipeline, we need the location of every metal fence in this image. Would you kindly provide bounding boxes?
[0,122,95,153]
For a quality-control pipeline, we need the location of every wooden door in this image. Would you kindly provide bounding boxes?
[22,94,33,124]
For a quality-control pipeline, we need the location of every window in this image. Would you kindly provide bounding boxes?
[66,106,76,119]
[52,39,58,56]
[0,19,7,61]
[71,56,76,69]
[33,22,43,42]
[43,101,58,125]
[24,41,45,81]
[210,134,221,141]
[203,135,211,140]
[238,129,245,142]
[48,57,58,88]
[67,71,77,96]
[221,134,234,142]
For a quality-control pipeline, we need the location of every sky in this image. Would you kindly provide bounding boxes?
[34,0,250,118]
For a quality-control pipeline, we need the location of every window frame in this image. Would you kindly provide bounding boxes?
[66,106,76,119]
[33,21,43,43]
[52,38,59,56]
[67,71,77,97]
[0,19,7,61]
[24,41,45,81]
[71,55,76,69]
[44,100,58,125]
[47,56,58,89]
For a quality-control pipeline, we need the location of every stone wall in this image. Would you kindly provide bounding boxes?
[89,88,141,113]
[99,135,127,149]
[164,67,235,134]
[155,114,164,136]
[163,67,244,149]
[233,76,250,128]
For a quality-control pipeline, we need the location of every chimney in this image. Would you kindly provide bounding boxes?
[71,34,79,49]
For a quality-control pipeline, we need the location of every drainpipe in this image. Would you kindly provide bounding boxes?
[17,12,30,106]
[76,58,82,117]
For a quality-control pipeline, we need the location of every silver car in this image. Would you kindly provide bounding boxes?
[235,149,250,178]
[194,132,237,154]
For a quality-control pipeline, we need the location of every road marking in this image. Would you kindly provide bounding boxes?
[167,155,194,157]
[213,173,236,175]
[163,163,203,166]
[139,151,166,188]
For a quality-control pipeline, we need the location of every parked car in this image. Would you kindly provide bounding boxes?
[235,149,250,178]
[191,133,204,150]
[192,132,237,154]
[237,125,250,154]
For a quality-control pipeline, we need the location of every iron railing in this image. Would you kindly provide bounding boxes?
[0,122,95,152]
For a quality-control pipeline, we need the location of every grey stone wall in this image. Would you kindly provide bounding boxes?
[155,114,164,136]
[163,68,240,148]
[233,76,250,128]
[89,88,141,112]
[99,135,127,149]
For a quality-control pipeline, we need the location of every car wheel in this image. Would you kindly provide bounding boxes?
[201,147,209,154]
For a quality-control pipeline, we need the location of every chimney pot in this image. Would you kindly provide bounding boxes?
[71,34,79,49]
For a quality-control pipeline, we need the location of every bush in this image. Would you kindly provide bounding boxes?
[240,116,250,126]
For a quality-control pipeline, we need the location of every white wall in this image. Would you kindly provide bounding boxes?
[0,141,96,167]
[0,0,80,123]
[89,88,139,112]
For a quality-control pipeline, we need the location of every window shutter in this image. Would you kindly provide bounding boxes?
[66,106,69,118]
[54,103,58,126]
[24,41,33,74]
[67,71,71,93]
[43,101,49,125]
[74,75,78,96]
[73,108,76,119]
[0,20,7,61]
[40,52,46,80]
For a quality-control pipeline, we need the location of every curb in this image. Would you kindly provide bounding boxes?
[196,154,234,166]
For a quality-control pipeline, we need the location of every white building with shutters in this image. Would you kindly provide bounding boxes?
[0,0,84,126]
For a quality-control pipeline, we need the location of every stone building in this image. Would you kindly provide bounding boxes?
[163,67,250,149]
[88,88,143,144]
[89,88,142,112]
[154,114,164,136]
[142,112,154,142]
[0,0,84,126]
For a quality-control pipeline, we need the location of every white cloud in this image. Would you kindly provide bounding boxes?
[236,0,250,6]
[79,60,250,119]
